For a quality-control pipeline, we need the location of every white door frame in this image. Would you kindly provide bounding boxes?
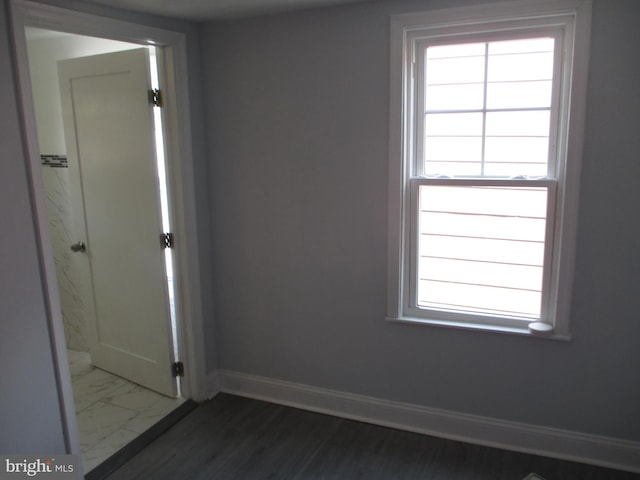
[9,0,208,455]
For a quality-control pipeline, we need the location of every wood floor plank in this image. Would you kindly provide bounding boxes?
[293,419,439,479]
[103,393,640,480]
[198,404,343,480]
[105,395,279,479]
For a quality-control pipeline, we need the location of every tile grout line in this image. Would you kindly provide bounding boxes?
[69,350,186,472]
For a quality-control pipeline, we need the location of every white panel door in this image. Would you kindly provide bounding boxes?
[58,48,176,397]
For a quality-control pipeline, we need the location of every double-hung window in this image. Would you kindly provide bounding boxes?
[388,0,592,337]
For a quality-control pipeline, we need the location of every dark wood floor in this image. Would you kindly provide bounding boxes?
[102,393,639,480]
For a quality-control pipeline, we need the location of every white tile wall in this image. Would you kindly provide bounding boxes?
[41,164,86,352]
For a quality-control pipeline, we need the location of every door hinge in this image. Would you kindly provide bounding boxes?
[172,361,184,377]
[160,232,174,249]
[149,88,163,107]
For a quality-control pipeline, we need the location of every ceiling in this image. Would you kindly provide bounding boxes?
[76,0,374,21]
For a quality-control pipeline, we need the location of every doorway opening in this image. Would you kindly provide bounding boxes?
[11,2,208,474]
[24,27,183,472]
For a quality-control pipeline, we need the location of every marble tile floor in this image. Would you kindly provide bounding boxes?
[67,349,184,473]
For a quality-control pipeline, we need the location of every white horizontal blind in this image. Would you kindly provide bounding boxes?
[415,36,558,321]
[418,185,547,318]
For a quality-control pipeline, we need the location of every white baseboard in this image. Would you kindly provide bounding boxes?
[212,369,640,474]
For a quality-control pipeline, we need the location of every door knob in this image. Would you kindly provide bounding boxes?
[70,241,86,253]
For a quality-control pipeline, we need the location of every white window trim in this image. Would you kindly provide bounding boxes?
[387,0,592,339]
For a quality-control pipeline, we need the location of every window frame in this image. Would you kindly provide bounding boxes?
[387,0,592,339]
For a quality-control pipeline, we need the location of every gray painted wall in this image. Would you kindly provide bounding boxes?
[203,0,640,441]
[0,0,66,452]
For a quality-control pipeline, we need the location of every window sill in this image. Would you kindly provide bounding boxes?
[386,315,571,341]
